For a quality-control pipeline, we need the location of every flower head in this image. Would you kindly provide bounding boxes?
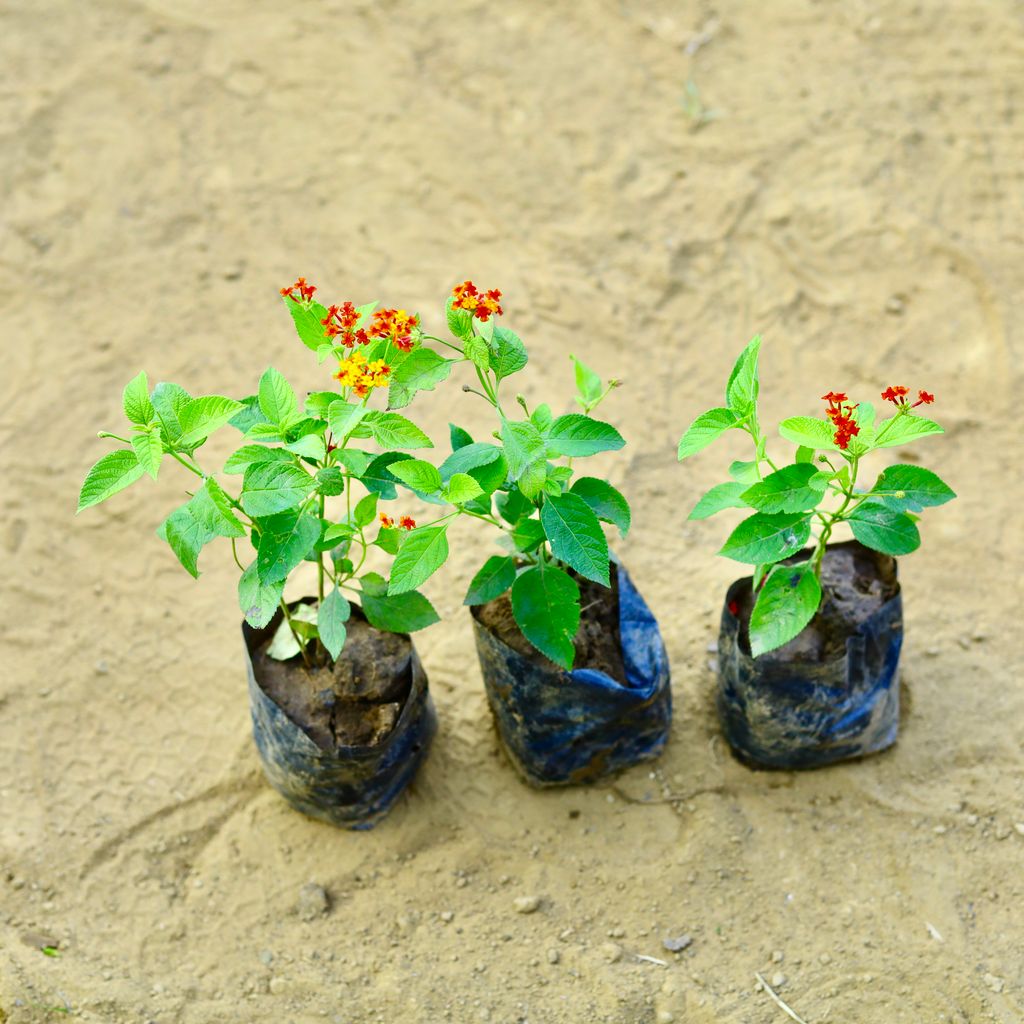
[451,280,503,321]
[280,277,316,302]
[913,390,935,407]
[369,308,419,352]
[881,385,910,405]
[334,350,392,396]
[399,515,416,530]
[379,513,395,529]
[322,301,370,348]
[822,391,861,449]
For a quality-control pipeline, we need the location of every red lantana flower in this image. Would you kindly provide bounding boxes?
[881,385,910,404]
[379,513,395,529]
[369,308,419,352]
[451,280,503,321]
[399,515,416,530]
[322,301,370,348]
[914,390,935,407]
[822,391,861,450]
[280,277,316,302]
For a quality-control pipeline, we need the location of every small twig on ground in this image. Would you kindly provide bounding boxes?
[755,973,811,1024]
[633,953,668,967]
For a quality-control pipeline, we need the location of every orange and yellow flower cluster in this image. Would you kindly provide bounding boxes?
[280,277,316,301]
[322,301,369,348]
[369,308,419,352]
[451,280,503,322]
[821,391,861,450]
[881,385,934,408]
[333,350,392,398]
[379,513,416,531]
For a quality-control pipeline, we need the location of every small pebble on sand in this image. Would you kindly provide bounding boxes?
[513,895,540,914]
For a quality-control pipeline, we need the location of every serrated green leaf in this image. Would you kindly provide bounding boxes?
[501,420,546,479]
[361,452,413,499]
[446,296,474,341]
[530,403,553,433]
[795,446,815,464]
[510,564,580,669]
[388,459,443,494]
[388,348,454,410]
[238,560,285,628]
[729,459,761,485]
[848,502,921,555]
[468,452,508,496]
[688,481,749,520]
[445,472,484,504]
[464,335,491,372]
[319,587,351,660]
[498,488,533,525]
[719,512,812,565]
[490,326,527,382]
[157,480,242,577]
[224,445,293,474]
[361,588,440,632]
[240,462,314,518]
[547,414,625,458]
[465,555,517,605]
[677,407,739,460]
[517,458,549,501]
[150,382,192,444]
[284,433,326,461]
[245,422,284,443]
[256,510,321,583]
[749,561,822,658]
[740,463,829,515]
[725,335,762,414]
[176,396,244,448]
[286,297,330,352]
[572,354,603,408]
[870,464,956,513]
[316,466,345,496]
[778,416,840,451]
[439,442,501,481]
[873,414,944,449]
[364,411,433,450]
[569,477,631,536]
[77,450,145,512]
[132,427,163,480]
[450,423,474,450]
[333,448,372,477]
[123,371,153,426]
[229,395,268,434]
[258,367,300,427]
[540,492,610,585]
[388,525,449,595]
[353,493,379,528]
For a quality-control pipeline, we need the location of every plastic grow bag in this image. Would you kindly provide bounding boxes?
[716,564,903,770]
[242,602,436,829]
[471,564,672,787]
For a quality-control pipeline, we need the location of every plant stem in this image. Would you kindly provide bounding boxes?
[279,599,312,669]
[811,454,859,577]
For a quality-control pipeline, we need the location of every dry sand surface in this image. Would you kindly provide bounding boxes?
[2,1,1023,1022]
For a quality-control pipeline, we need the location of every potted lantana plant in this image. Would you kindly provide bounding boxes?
[677,336,955,768]
[371,282,672,786]
[77,277,459,828]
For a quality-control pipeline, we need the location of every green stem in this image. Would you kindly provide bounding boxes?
[279,600,313,669]
[812,456,860,577]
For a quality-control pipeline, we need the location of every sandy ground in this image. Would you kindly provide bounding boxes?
[2,1,1023,1022]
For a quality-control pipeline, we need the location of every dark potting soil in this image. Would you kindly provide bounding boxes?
[252,606,413,751]
[476,564,628,681]
[733,542,899,663]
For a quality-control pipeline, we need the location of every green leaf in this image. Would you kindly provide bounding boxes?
[501,420,546,479]
[333,449,372,477]
[740,464,829,514]
[361,452,413,499]
[238,560,285,628]
[446,296,474,341]
[224,445,293,474]
[319,587,351,660]
[150,382,193,444]
[465,555,517,605]
[450,423,474,450]
[388,525,449,595]
[512,517,546,552]
[530,404,553,433]
[122,371,153,426]
[778,416,840,451]
[286,298,330,352]
[132,428,163,480]
[547,414,625,458]
[539,492,610,586]
[240,462,315,518]
[517,458,549,501]
[490,326,527,382]
[353,493,379,528]
[177,396,244,448]
[156,481,242,578]
[315,466,346,496]
[439,442,501,481]
[375,526,401,554]
[677,408,739,460]
[388,459,443,494]
[873,414,944,449]
[795,445,815,464]
[497,488,533,524]
[569,477,631,537]
[871,464,956,513]
[229,395,268,434]
[748,561,822,658]
[572,354,603,408]
[445,473,484,504]
[284,433,326,461]
[476,317,495,344]
[388,348,454,410]
[726,335,762,414]
[256,510,321,583]
[463,335,491,372]
[364,411,433,450]
[729,459,761,485]
[468,452,508,496]
[361,588,440,632]
[719,512,812,565]
[258,367,300,427]
[510,564,580,669]
[245,422,284,443]
[848,502,921,555]
[77,450,145,512]
[688,481,749,520]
